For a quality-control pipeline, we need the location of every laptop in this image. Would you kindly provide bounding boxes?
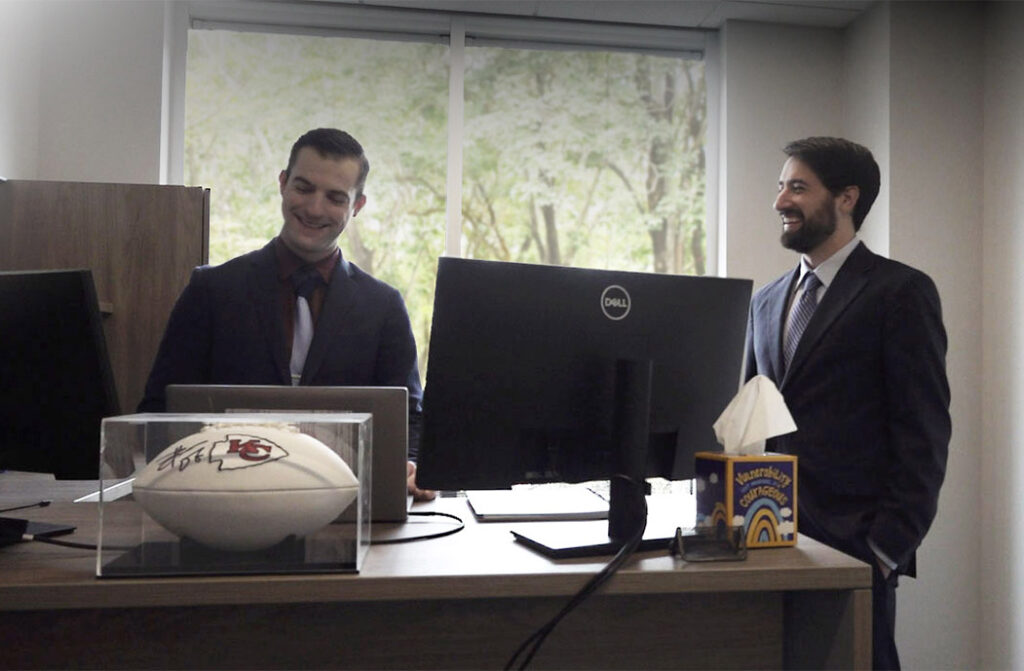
[166,385,410,522]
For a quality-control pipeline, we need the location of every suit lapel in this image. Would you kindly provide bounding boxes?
[766,268,799,382]
[300,256,357,384]
[248,242,291,384]
[783,242,874,384]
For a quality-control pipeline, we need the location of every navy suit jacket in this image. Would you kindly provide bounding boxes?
[138,242,423,448]
[745,242,950,575]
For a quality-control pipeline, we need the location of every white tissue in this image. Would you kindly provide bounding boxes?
[713,375,797,455]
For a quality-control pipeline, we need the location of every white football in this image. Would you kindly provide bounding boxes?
[133,424,359,552]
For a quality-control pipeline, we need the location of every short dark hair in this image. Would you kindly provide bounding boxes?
[284,128,370,195]
[783,137,880,230]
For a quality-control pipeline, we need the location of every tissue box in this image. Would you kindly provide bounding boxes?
[694,452,797,548]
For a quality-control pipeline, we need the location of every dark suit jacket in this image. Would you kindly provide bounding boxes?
[745,242,950,575]
[138,241,423,451]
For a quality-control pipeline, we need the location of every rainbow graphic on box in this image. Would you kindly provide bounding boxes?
[694,452,798,548]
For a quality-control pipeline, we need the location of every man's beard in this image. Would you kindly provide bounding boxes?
[780,198,837,254]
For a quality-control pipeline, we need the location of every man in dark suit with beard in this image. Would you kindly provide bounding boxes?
[745,137,950,670]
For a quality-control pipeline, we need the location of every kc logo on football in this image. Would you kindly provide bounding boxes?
[227,438,274,461]
[210,433,289,470]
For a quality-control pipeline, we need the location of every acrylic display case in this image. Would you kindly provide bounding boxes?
[96,412,370,577]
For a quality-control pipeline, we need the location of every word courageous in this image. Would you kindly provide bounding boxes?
[739,485,790,509]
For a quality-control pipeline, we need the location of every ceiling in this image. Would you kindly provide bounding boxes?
[354,0,874,29]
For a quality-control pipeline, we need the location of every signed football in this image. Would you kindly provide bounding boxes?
[133,424,359,552]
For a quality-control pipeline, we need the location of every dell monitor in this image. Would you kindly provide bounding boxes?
[416,258,752,552]
[0,269,120,479]
[0,268,120,545]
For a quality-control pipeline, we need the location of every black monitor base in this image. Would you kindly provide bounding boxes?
[510,520,673,559]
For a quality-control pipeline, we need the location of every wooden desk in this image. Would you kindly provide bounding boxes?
[0,497,870,670]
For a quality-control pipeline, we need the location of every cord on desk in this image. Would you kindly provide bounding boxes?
[18,534,111,550]
[503,482,648,671]
[370,510,465,545]
[0,500,52,514]
[14,511,465,551]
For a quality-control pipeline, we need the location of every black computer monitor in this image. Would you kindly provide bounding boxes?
[0,269,120,480]
[416,258,752,551]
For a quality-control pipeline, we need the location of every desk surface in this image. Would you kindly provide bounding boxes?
[2,494,869,612]
[0,477,872,670]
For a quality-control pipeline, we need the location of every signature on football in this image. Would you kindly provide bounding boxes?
[156,441,209,472]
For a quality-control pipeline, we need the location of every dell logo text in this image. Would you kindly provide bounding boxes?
[600,285,631,321]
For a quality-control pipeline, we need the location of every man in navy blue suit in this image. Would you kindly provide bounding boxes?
[139,128,433,499]
[745,137,950,669]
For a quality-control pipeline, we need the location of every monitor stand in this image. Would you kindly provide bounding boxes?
[511,359,668,558]
[510,520,675,559]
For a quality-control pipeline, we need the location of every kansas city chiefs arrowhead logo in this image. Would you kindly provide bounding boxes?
[209,433,289,471]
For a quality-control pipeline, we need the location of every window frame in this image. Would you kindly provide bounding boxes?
[165,0,720,274]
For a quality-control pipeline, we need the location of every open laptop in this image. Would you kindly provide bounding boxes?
[166,385,410,522]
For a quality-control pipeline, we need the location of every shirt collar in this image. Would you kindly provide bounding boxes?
[273,237,340,284]
[798,236,860,290]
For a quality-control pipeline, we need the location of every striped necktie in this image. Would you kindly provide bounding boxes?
[289,268,322,385]
[783,271,822,372]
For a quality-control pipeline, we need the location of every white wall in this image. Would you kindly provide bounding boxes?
[885,4,983,669]
[8,0,166,184]
[842,3,890,257]
[982,2,1024,668]
[719,20,843,285]
[0,1,41,179]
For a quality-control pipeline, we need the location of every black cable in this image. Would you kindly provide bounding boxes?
[17,511,464,551]
[371,510,465,545]
[504,491,648,671]
[0,500,52,514]
[8,533,134,551]
[24,535,107,550]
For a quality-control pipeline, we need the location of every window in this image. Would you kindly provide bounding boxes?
[462,46,706,274]
[183,5,708,372]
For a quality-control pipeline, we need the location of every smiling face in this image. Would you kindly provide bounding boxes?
[278,147,366,264]
[774,157,837,254]
[773,157,857,265]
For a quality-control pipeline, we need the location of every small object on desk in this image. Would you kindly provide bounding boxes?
[0,516,76,547]
[671,525,747,562]
[466,486,608,522]
[694,451,798,548]
[511,520,676,558]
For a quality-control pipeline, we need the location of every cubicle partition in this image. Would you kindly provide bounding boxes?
[0,179,209,412]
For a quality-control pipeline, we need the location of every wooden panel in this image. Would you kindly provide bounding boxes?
[0,592,783,670]
[785,589,873,670]
[0,180,208,412]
